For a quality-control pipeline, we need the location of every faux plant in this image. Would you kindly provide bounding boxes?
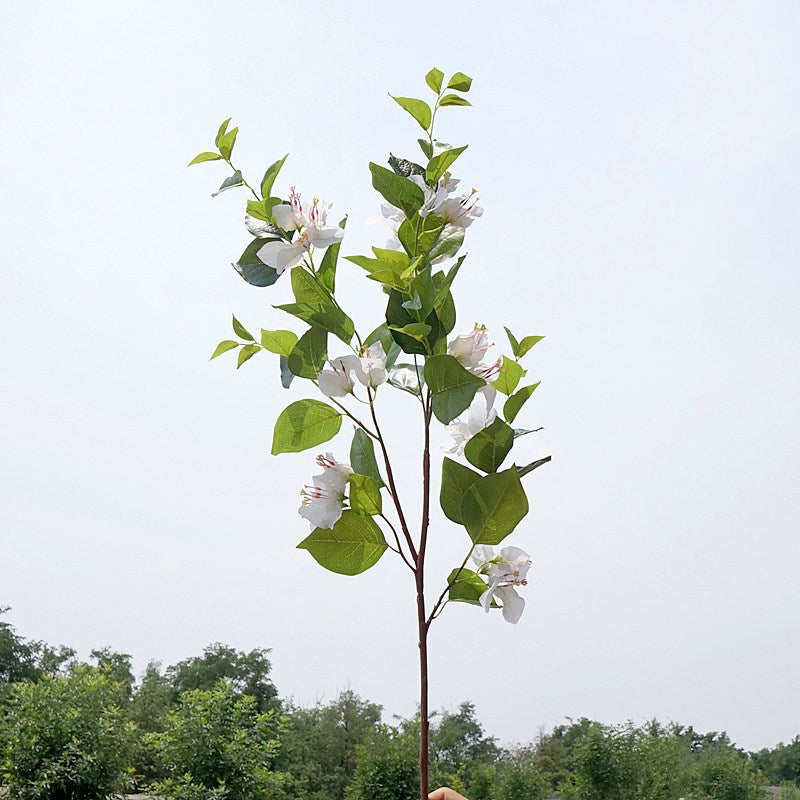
[190,68,551,800]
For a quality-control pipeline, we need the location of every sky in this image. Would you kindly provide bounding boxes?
[1,0,799,753]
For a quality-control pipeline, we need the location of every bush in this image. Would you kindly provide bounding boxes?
[347,726,419,800]
[0,667,131,800]
[148,680,287,800]
[493,760,550,800]
[688,749,765,800]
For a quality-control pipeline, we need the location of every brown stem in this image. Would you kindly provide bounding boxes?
[368,391,418,562]
[417,389,434,800]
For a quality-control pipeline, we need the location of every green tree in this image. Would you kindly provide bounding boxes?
[347,725,420,800]
[128,661,174,787]
[752,737,800,784]
[279,689,382,800]
[166,643,278,711]
[148,680,287,800]
[492,757,549,800]
[0,666,131,800]
[430,701,498,787]
[568,724,640,800]
[689,748,765,800]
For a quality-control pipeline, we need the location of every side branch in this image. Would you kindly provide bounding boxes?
[368,390,418,562]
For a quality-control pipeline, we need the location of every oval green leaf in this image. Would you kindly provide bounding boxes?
[271,399,342,455]
[297,510,387,575]
[460,468,529,545]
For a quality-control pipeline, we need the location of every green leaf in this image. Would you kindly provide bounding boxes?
[389,322,431,341]
[385,291,442,356]
[246,198,283,227]
[391,96,432,131]
[492,356,526,396]
[517,455,552,478]
[388,154,426,179]
[218,126,238,159]
[440,457,482,524]
[297,510,387,576]
[398,213,446,261]
[275,302,354,345]
[350,429,384,488]
[233,239,282,288]
[260,154,288,199]
[369,163,425,218]
[428,225,465,265]
[231,315,254,341]
[464,417,515,473]
[279,355,294,389]
[425,67,444,93]
[517,335,545,358]
[260,329,298,356]
[446,72,473,92]
[448,568,496,606]
[212,171,243,197]
[215,117,231,147]
[188,151,222,166]
[318,216,346,293]
[418,138,433,160]
[271,399,342,455]
[426,145,468,184]
[237,343,261,368]
[503,382,541,424]
[503,326,520,357]
[291,266,329,304]
[287,326,328,379]
[424,355,485,424]
[439,94,472,107]
[461,468,529,545]
[349,473,382,516]
[371,248,409,268]
[209,340,239,360]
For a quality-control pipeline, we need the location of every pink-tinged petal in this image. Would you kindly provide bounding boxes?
[495,586,525,624]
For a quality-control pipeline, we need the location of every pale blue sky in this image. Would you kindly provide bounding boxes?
[1,1,799,751]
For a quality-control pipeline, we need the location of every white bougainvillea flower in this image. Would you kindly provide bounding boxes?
[379,174,462,247]
[317,358,355,398]
[471,544,532,624]
[439,188,484,228]
[443,386,497,456]
[448,323,490,370]
[272,186,307,232]
[471,357,502,382]
[298,453,353,529]
[340,341,388,388]
[258,191,344,274]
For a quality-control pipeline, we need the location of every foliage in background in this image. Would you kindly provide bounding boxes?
[0,611,796,799]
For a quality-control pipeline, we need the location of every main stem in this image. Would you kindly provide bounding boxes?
[417,390,434,800]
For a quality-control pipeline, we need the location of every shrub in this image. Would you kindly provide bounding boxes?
[347,726,419,800]
[148,680,287,800]
[689,749,765,800]
[0,667,131,800]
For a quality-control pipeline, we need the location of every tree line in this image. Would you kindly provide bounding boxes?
[1,607,798,800]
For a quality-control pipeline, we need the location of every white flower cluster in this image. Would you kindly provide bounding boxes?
[249,187,344,274]
[298,453,352,530]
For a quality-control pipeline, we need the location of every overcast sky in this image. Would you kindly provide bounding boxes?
[2,1,798,752]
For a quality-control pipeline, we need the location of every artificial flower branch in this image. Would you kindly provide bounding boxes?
[192,68,550,800]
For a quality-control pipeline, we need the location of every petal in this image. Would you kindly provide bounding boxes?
[495,586,525,624]
[318,369,351,397]
[273,204,300,231]
[257,241,305,274]
[499,546,530,563]
[307,225,344,249]
[478,587,494,614]
[299,497,343,530]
